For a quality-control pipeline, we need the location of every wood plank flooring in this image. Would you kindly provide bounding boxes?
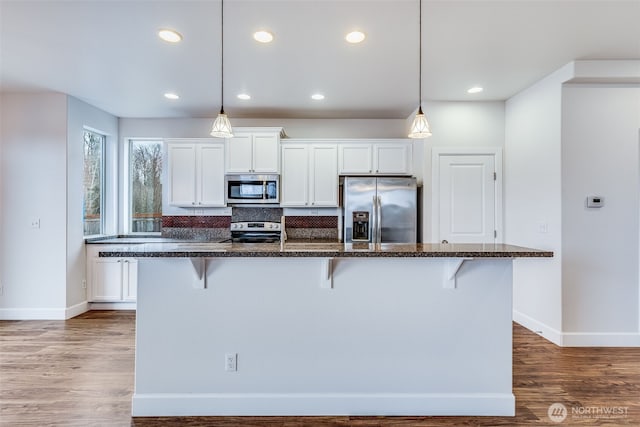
[1,311,639,426]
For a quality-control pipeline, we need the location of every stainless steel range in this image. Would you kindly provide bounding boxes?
[230,221,281,243]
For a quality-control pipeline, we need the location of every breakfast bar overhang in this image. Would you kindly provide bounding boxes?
[101,243,552,417]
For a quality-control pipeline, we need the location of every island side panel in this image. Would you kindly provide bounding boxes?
[133,257,514,416]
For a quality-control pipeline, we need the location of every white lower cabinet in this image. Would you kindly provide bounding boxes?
[86,245,138,304]
[281,143,338,207]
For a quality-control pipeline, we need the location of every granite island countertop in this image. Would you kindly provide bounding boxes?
[98,242,553,258]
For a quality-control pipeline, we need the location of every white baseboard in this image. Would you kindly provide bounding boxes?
[132,392,515,417]
[514,310,640,347]
[513,309,563,345]
[89,302,136,310]
[0,302,89,320]
[65,301,89,319]
[562,332,640,347]
[0,307,66,320]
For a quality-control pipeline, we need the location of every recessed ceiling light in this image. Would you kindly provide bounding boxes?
[467,86,483,94]
[237,93,251,100]
[311,94,325,100]
[158,29,183,43]
[253,31,274,43]
[164,93,179,100]
[345,31,365,44]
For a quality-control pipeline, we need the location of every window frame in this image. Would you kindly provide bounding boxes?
[126,138,164,235]
[82,128,106,237]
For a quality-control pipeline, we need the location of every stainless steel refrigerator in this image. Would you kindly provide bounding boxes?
[343,176,417,244]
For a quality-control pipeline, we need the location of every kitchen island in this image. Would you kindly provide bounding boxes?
[100,242,552,417]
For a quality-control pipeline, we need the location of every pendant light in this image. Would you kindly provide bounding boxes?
[211,0,233,138]
[408,0,432,138]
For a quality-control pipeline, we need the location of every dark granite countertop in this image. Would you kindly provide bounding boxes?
[85,236,229,244]
[98,242,553,258]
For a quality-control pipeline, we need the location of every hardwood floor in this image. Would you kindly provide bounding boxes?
[1,311,639,426]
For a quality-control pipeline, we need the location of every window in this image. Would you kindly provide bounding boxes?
[83,129,105,236]
[129,140,163,233]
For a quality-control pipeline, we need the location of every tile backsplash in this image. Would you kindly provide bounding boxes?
[161,215,231,241]
[161,210,339,242]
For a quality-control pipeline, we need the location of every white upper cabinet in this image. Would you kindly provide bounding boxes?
[167,139,225,207]
[281,142,338,207]
[280,144,309,206]
[198,144,226,205]
[338,140,412,175]
[310,144,338,206]
[339,144,373,174]
[167,143,197,206]
[224,134,253,172]
[225,128,283,173]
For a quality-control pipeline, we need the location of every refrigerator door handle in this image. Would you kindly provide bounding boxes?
[372,195,377,243]
[377,195,382,244]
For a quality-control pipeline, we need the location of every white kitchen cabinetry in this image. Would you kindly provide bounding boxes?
[338,141,412,175]
[225,128,283,173]
[86,245,138,304]
[281,143,338,207]
[167,139,225,207]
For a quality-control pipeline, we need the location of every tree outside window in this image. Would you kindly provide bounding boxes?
[130,140,163,232]
[83,130,104,236]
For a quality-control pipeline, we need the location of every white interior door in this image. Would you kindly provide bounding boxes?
[438,154,496,243]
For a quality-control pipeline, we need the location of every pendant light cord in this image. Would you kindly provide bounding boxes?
[220,0,225,114]
[418,0,422,113]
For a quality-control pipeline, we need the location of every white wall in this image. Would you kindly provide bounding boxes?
[0,93,69,318]
[561,84,640,338]
[66,96,118,309]
[0,93,117,319]
[119,118,409,140]
[506,60,640,346]
[120,106,504,243]
[419,102,505,242]
[505,64,574,344]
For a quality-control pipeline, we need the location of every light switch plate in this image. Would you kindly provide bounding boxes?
[586,196,604,208]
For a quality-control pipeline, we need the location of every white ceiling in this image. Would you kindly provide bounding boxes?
[1,0,639,119]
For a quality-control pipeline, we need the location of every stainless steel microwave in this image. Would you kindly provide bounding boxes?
[224,174,280,204]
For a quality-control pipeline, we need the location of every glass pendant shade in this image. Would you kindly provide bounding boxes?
[408,107,432,138]
[210,109,233,138]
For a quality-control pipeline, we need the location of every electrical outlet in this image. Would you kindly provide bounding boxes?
[30,218,41,229]
[225,353,237,372]
[82,279,87,289]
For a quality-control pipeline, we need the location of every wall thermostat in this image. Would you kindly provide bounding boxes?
[586,196,604,208]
